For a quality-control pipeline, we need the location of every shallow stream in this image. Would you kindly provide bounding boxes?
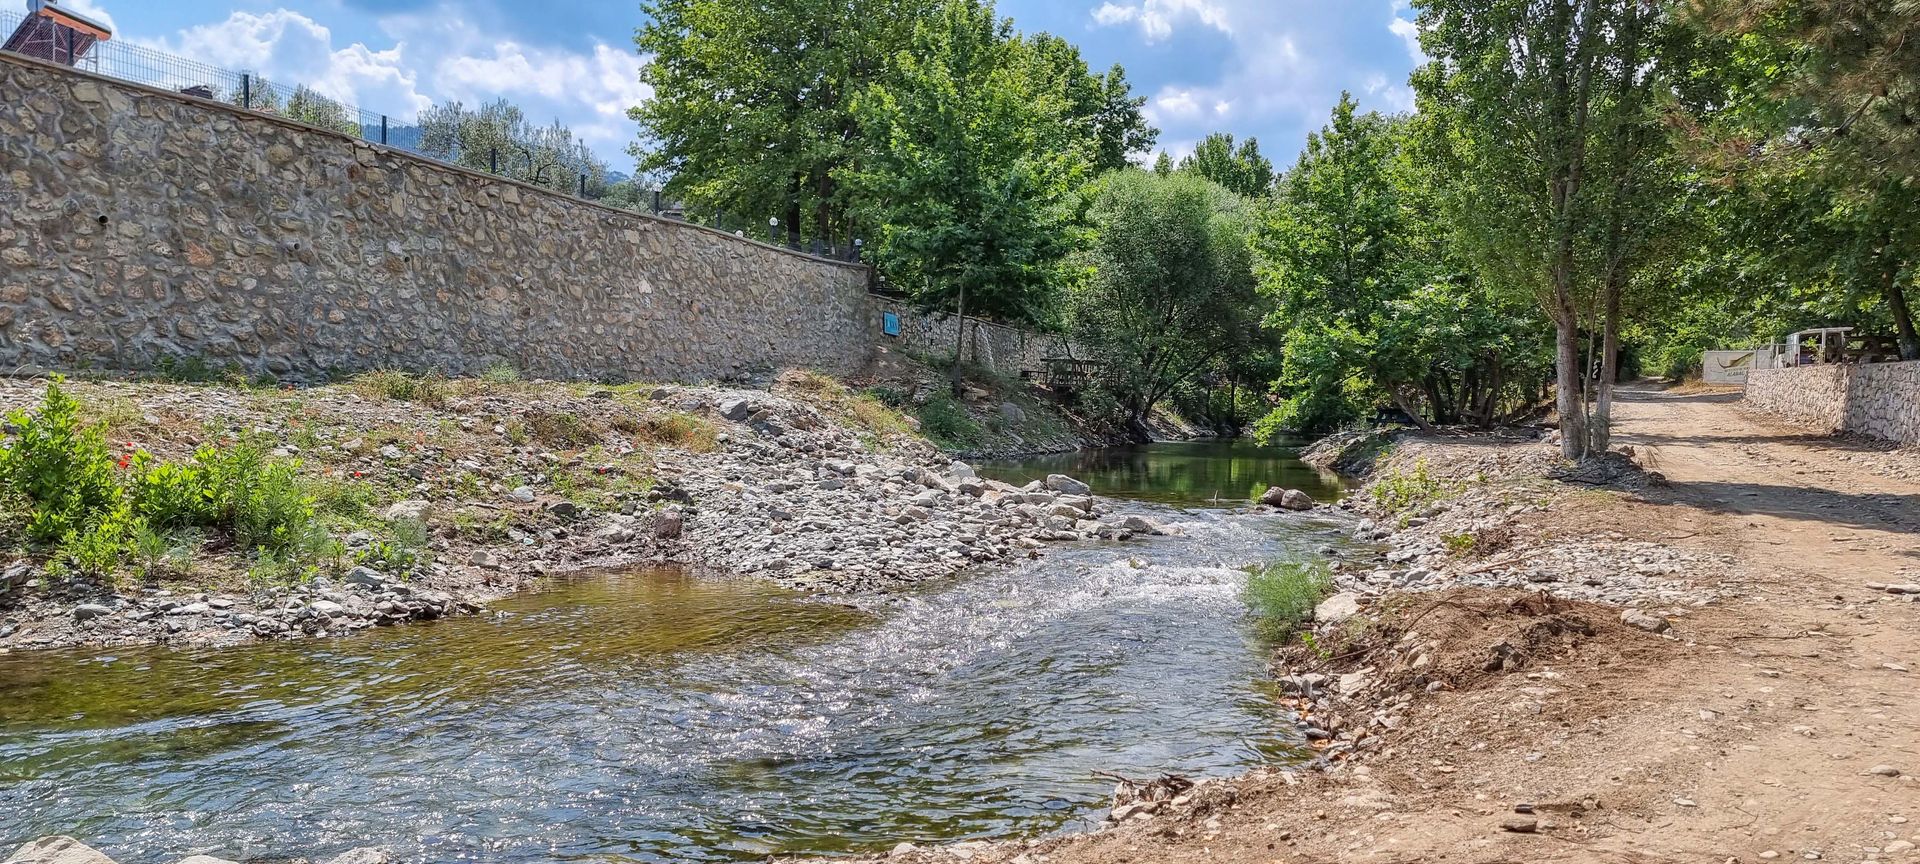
[0,443,1348,863]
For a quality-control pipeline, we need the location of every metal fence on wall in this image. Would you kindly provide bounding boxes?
[0,9,864,262]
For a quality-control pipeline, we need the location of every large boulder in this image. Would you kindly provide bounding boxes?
[1258,487,1315,511]
[4,836,118,864]
[1044,474,1091,496]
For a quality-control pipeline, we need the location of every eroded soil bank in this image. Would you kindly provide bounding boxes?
[814,384,1920,864]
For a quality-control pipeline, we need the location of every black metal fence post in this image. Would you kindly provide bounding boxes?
[579,173,586,197]
[651,190,661,214]
[489,148,498,173]
[379,115,388,145]
[241,73,251,110]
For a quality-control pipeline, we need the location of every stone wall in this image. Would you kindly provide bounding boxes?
[866,301,1081,377]
[0,51,877,383]
[1744,361,1920,445]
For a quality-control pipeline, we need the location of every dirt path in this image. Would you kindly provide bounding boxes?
[864,386,1920,864]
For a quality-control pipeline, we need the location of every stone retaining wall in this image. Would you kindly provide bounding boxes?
[1744,361,1920,444]
[0,51,880,383]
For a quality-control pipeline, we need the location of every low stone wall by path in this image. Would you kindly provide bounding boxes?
[1744,360,1920,444]
[0,51,875,383]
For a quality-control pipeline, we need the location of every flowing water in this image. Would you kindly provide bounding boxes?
[0,445,1349,863]
[975,438,1348,507]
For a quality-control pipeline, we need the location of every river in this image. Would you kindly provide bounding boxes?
[0,441,1347,863]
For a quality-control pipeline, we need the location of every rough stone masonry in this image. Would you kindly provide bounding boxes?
[0,51,877,382]
[1744,360,1920,445]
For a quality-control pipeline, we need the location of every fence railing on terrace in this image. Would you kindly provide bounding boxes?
[0,9,866,262]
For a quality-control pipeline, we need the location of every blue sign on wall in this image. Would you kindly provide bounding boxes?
[882,311,901,337]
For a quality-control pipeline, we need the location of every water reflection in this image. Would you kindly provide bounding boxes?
[976,439,1348,506]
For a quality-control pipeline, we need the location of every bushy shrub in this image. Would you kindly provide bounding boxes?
[1,380,323,585]
[1244,560,1334,640]
[0,378,123,544]
[914,392,981,447]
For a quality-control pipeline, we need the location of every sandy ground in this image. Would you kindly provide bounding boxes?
[851,385,1920,864]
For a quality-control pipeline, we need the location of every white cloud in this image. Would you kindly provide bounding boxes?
[1389,1,1424,62]
[1088,0,1231,43]
[152,10,431,117]
[122,6,648,166]
[1151,88,1201,118]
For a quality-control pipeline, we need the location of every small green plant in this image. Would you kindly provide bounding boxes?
[480,362,522,386]
[0,377,124,544]
[1369,459,1446,515]
[354,540,417,574]
[352,370,449,407]
[53,501,139,578]
[526,410,600,448]
[1297,629,1334,661]
[1243,560,1335,640]
[1443,532,1477,556]
[913,392,982,448]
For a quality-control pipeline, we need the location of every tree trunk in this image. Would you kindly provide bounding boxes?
[1554,314,1587,459]
[1391,389,1437,433]
[1883,262,1920,361]
[1589,275,1622,455]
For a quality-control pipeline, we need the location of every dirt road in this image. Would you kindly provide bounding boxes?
[863,386,1920,864]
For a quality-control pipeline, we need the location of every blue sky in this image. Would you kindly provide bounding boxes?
[6,0,1426,171]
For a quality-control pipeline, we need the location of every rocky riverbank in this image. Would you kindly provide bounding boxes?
[805,384,1920,864]
[0,372,1168,654]
[4,836,386,864]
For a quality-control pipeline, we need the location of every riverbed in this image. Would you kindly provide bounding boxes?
[0,444,1350,863]
[976,438,1347,507]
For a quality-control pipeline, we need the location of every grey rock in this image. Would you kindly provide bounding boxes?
[507,486,537,504]
[1280,489,1315,511]
[73,603,113,623]
[176,857,242,864]
[383,499,431,522]
[546,500,581,519]
[310,599,346,617]
[345,567,388,589]
[1620,609,1670,634]
[378,444,405,460]
[946,460,977,479]
[1044,474,1091,496]
[998,401,1026,424]
[1866,764,1902,777]
[719,399,753,422]
[2,836,118,864]
[654,509,684,540]
[324,849,392,864]
[1314,592,1363,625]
[1119,515,1159,534]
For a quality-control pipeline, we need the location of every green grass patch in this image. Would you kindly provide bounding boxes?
[1368,458,1447,515]
[1244,560,1334,641]
[913,391,982,449]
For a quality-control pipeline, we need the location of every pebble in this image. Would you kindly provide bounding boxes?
[1868,765,1903,777]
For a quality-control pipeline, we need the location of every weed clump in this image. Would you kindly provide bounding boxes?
[1244,560,1334,640]
[0,377,323,586]
[352,370,449,407]
[1369,458,1447,515]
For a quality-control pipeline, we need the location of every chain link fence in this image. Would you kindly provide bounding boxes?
[1,9,864,261]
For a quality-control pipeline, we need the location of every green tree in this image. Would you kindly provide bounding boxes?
[849,0,1089,332]
[283,85,361,136]
[1685,0,1920,359]
[1066,170,1260,436]
[1152,151,1175,176]
[418,99,609,196]
[1255,95,1549,434]
[1179,132,1274,198]
[634,0,932,244]
[1411,0,1680,457]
